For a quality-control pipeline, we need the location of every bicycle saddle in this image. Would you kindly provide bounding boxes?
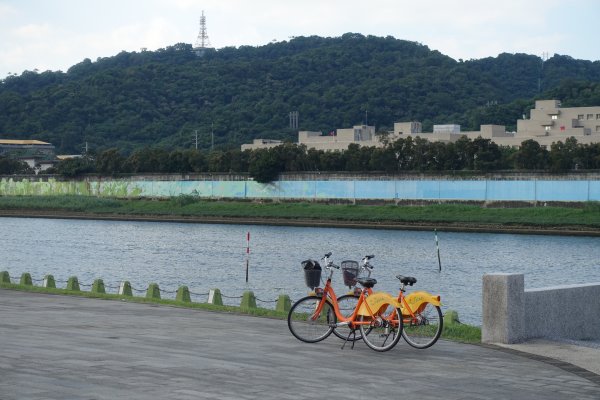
[396,275,417,286]
[357,277,377,288]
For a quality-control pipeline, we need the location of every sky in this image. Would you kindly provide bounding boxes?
[1,0,599,78]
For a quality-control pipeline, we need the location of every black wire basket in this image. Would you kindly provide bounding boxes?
[341,260,359,288]
[302,259,322,289]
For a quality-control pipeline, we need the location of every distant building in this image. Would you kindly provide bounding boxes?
[513,100,600,146]
[241,139,284,151]
[297,125,376,151]
[240,100,600,151]
[0,139,57,172]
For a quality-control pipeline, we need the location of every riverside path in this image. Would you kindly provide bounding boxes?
[0,289,599,400]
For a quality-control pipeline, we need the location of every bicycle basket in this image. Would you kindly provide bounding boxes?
[302,259,322,289]
[341,260,359,288]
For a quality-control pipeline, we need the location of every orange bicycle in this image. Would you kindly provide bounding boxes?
[337,255,443,349]
[287,252,403,352]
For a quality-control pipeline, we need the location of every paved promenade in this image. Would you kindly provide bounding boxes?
[1,289,599,400]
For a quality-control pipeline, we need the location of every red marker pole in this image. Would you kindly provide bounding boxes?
[245,232,250,283]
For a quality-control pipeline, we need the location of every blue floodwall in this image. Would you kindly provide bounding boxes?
[93,178,600,202]
[2,177,600,202]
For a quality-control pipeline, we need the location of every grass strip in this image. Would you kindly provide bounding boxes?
[0,282,481,343]
[1,195,600,228]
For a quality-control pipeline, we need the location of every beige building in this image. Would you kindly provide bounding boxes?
[393,122,512,144]
[240,139,283,151]
[240,100,600,151]
[512,100,600,146]
[241,125,379,151]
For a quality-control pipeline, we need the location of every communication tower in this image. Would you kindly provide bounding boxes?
[194,11,212,56]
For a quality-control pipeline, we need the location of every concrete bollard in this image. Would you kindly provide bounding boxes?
[118,281,133,296]
[91,279,105,294]
[276,294,291,313]
[482,273,525,344]
[176,286,191,302]
[240,291,257,310]
[444,310,460,325]
[0,271,10,284]
[20,272,33,286]
[208,288,223,306]
[67,276,80,291]
[146,283,161,299]
[43,274,56,288]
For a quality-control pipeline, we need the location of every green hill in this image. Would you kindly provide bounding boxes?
[1,33,600,153]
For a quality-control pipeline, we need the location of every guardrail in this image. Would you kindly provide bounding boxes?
[0,271,292,313]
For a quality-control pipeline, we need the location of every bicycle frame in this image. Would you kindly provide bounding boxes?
[356,255,441,325]
[397,289,441,323]
[310,272,385,329]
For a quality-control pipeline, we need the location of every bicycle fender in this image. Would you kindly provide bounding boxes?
[357,292,400,316]
[402,291,441,315]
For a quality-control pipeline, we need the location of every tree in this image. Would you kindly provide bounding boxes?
[95,148,125,175]
[248,148,283,183]
[549,137,580,172]
[514,139,548,170]
[54,156,95,177]
[0,156,34,174]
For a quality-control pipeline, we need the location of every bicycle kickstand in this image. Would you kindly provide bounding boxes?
[341,329,357,350]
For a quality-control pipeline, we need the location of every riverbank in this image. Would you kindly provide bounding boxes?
[1,196,600,236]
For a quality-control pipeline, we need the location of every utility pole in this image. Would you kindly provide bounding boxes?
[192,130,199,150]
[211,122,214,151]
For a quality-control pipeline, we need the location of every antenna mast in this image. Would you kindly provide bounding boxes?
[194,11,212,56]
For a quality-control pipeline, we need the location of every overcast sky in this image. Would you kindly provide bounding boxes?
[1,0,599,78]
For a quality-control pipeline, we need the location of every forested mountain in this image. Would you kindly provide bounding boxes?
[1,33,600,154]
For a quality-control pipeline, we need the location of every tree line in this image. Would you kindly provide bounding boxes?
[21,136,595,183]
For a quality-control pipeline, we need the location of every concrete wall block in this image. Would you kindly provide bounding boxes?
[208,288,223,306]
[146,283,161,299]
[118,281,133,296]
[176,286,191,302]
[525,283,600,340]
[240,291,257,310]
[276,294,291,313]
[91,279,105,294]
[66,276,80,291]
[19,272,33,286]
[0,270,11,284]
[482,273,525,344]
[43,274,56,288]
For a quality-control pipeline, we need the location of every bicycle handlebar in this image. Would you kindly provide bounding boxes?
[361,255,375,270]
[322,252,340,269]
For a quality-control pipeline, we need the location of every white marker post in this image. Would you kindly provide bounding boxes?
[245,232,250,283]
[435,229,442,272]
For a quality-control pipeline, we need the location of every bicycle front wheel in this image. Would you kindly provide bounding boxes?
[332,294,362,341]
[359,304,403,352]
[287,295,336,343]
[402,303,443,349]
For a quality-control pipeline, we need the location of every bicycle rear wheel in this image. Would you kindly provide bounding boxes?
[359,304,403,352]
[287,295,336,343]
[401,303,443,349]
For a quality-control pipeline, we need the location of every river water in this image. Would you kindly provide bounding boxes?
[1,217,599,325]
